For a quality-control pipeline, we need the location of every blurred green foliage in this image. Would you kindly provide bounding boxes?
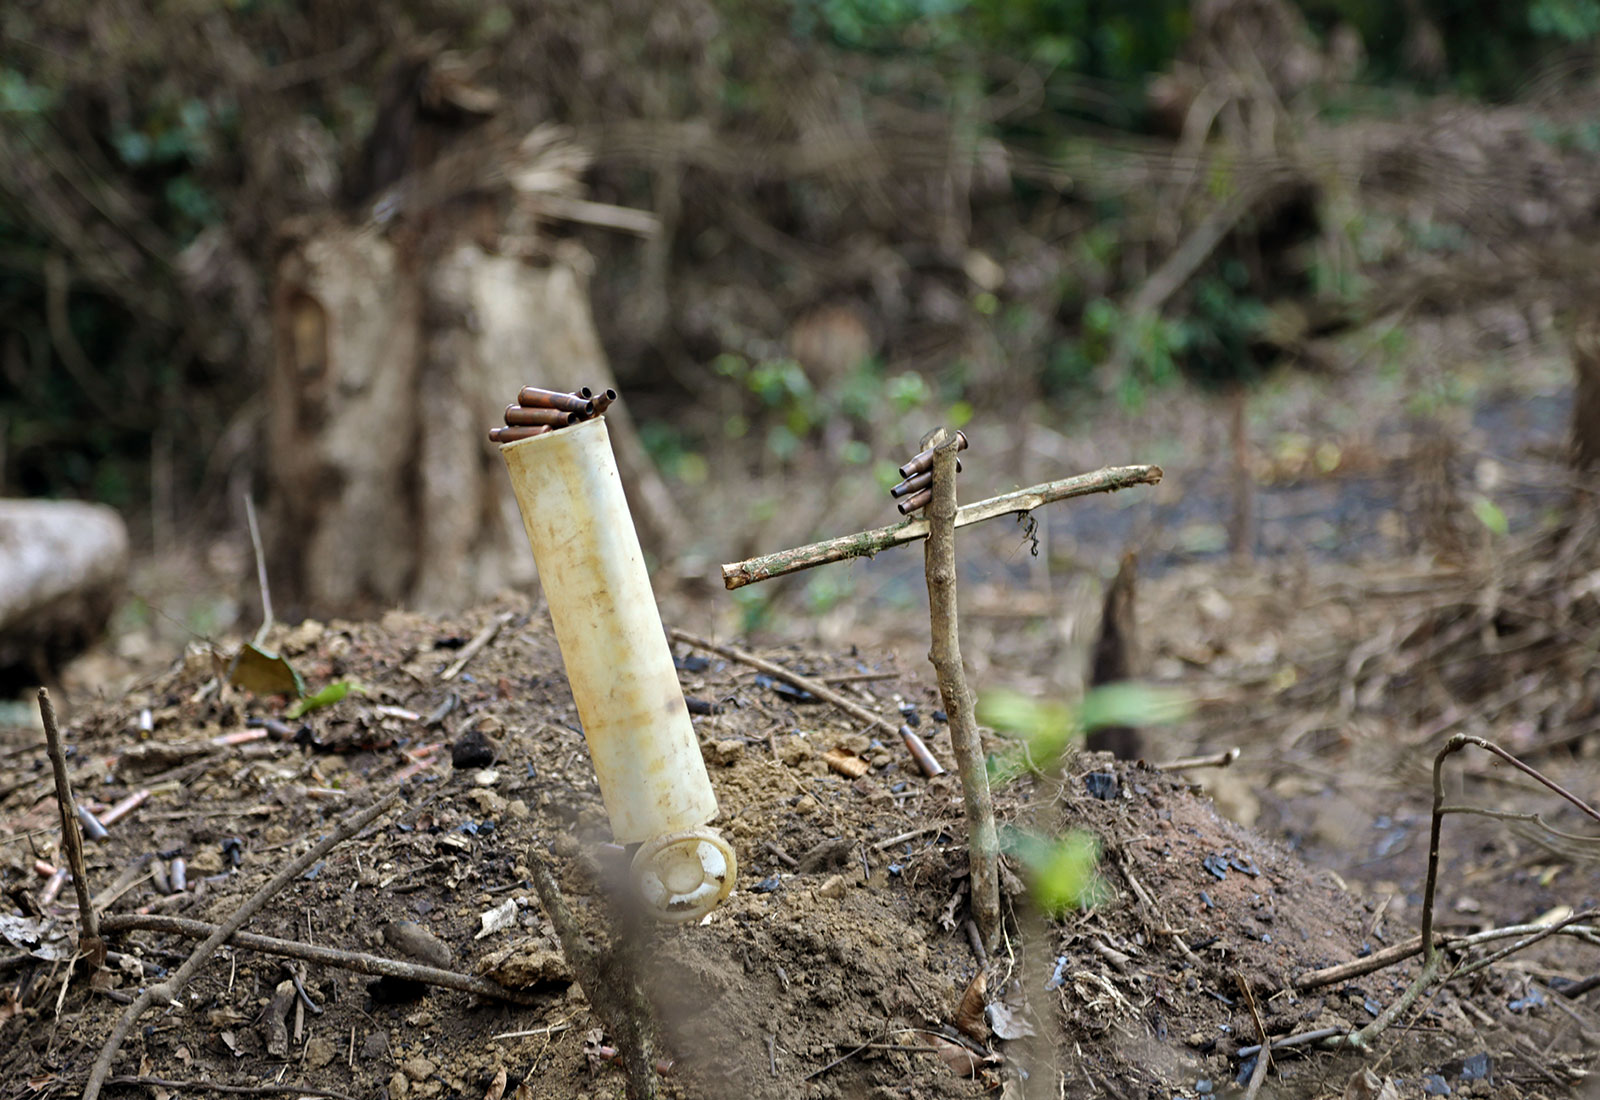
[2,0,1594,526]
[979,681,1189,783]
[708,352,932,466]
[977,681,1189,913]
[793,0,1191,89]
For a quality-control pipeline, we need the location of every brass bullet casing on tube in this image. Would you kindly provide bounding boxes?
[504,405,572,428]
[517,387,594,415]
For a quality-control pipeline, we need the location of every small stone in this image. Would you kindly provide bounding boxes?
[451,728,497,770]
[838,733,871,756]
[383,921,452,969]
[703,739,745,766]
[388,1073,409,1100]
[506,800,529,820]
[1084,771,1118,801]
[477,942,572,988]
[794,795,819,815]
[777,738,814,766]
[402,1056,436,1083]
[467,789,506,816]
[305,1036,336,1068]
[818,874,848,900]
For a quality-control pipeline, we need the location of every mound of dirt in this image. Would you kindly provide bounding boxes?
[0,601,1539,1098]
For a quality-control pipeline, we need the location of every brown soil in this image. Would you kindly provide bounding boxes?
[5,590,1594,1100]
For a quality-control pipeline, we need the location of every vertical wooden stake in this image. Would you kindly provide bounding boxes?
[39,687,104,968]
[922,429,1000,949]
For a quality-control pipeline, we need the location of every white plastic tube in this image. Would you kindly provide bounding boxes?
[501,417,734,920]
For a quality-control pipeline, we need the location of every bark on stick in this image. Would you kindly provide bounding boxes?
[720,464,1163,590]
[922,430,1000,949]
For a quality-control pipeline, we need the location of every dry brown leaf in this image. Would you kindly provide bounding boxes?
[955,971,989,1040]
[930,1036,983,1077]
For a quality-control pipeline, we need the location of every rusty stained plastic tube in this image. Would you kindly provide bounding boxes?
[899,430,968,479]
[498,417,736,922]
[518,386,594,415]
[505,405,573,428]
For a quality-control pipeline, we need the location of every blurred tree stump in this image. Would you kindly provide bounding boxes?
[0,500,128,685]
[1086,551,1142,759]
[264,51,677,618]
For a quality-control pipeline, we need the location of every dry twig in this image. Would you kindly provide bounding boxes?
[38,688,103,968]
[97,913,543,1004]
[244,493,273,646]
[82,791,400,1100]
[1150,747,1240,772]
[103,1078,356,1100]
[668,628,945,774]
[441,611,514,681]
[1236,970,1271,1100]
[1326,734,1600,1052]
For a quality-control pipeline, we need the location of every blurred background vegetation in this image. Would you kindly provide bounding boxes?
[2,0,1596,544]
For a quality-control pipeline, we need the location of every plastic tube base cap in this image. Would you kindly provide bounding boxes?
[631,829,738,923]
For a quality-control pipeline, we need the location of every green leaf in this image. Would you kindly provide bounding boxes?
[286,680,364,719]
[1004,828,1101,916]
[228,644,305,698]
[1078,683,1190,730]
[1471,495,1509,536]
[977,690,1074,739]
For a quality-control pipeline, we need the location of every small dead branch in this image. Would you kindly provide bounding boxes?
[82,791,400,1100]
[720,464,1163,590]
[441,611,514,681]
[1294,934,1440,991]
[922,430,999,950]
[39,689,102,970]
[1446,909,1600,982]
[667,628,944,774]
[1150,747,1240,772]
[871,824,950,851]
[1237,1027,1345,1060]
[97,913,543,1004]
[1235,970,1271,1100]
[104,1078,356,1100]
[1326,734,1600,1052]
[244,494,273,646]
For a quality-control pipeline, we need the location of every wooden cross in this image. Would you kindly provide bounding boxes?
[715,445,1163,948]
[721,462,1163,590]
